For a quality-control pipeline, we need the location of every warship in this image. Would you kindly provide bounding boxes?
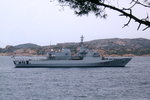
[13,36,132,68]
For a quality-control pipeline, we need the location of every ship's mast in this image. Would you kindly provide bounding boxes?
[80,35,84,47]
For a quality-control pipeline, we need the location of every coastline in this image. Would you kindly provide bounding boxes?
[0,53,150,57]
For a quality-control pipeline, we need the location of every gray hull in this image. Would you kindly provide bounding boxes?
[14,57,132,68]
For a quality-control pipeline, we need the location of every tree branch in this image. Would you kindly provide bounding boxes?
[121,8,132,28]
[88,0,150,30]
[131,0,150,8]
[56,0,150,30]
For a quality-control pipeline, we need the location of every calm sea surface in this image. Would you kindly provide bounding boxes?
[0,56,150,100]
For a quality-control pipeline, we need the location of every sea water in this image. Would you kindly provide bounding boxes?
[0,56,150,100]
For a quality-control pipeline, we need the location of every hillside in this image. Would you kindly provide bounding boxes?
[14,43,41,49]
[86,38,150,56]
[0,38,150,56]
[87,38,150,48]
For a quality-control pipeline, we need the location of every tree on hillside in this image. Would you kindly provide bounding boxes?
[55,0,150,30]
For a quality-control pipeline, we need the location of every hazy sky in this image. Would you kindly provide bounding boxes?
[0,0,150,48]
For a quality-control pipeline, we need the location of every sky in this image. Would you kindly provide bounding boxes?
[0,0,150,48]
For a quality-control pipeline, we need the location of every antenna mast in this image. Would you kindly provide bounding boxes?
[80,35,84,46]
